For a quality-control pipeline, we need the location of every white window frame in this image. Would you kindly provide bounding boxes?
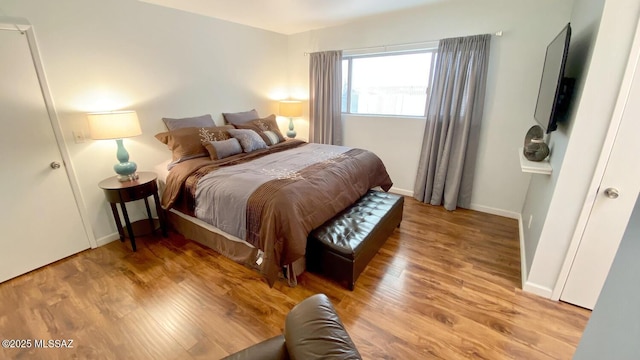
[342,47,437,118]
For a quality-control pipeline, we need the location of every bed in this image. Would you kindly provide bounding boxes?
[155,114,393,286]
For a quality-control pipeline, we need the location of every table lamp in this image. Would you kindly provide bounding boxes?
[88,110,142,182]
[279,100,302,138]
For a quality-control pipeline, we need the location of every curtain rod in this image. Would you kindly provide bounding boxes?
[303,31,503,56]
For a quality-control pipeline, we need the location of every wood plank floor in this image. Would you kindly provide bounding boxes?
[0,197,590,359]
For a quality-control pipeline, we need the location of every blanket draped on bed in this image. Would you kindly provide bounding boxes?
[162,140,393,286]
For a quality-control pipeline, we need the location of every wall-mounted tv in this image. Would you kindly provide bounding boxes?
[534,23,574,133]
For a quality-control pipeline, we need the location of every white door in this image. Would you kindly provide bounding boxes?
[559,24,640,309]
[0,27,90,282]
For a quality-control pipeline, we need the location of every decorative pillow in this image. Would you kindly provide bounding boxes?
[155,125,234,163]
[204,138,243,160]
[222,109,259,125]
[234,114,285,145]
[263,131,280,146]
[227,128,268,153]
[162,114,215,130]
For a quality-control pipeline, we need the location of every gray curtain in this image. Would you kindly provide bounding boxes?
[414,34,491,211]
[309,50,342,145]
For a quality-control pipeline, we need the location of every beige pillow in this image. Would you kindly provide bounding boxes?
[155,125,234,163]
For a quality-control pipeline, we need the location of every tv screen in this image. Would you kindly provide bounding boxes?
[534,23,572,133]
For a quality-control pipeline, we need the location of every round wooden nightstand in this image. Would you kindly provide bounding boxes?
[98,171,168,251]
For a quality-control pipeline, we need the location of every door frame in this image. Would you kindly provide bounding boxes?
[0,17,96,248]
[551,17,640,300]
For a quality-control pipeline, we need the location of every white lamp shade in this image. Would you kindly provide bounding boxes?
[88,111,142,140]
[279,100,303,118]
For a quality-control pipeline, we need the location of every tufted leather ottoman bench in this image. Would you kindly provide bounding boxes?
[306,190,404,290]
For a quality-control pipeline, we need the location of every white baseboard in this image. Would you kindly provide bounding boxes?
[389,189,520,220]
[469,203,519,219]
[95,233,120,247]
[518,214,528,290]
[523,281,554,298]
[389,187,413,197]
[518,214,554,299]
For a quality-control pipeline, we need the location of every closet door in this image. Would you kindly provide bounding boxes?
[0,27,90,283]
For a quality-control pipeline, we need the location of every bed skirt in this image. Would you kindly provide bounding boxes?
[166,209,305,285]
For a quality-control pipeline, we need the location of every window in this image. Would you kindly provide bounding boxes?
[342,51,435,117]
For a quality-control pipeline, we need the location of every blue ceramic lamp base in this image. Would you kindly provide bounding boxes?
[114,139,138,182]
[287,117,297,138]
[114,164,138,182]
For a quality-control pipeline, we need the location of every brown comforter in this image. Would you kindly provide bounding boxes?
[162,140,393,285]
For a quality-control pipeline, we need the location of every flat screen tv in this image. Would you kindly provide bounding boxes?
[534,23,573,133]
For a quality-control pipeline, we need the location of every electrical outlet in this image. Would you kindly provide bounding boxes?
[528,214,533,229]
[73,130,86,144]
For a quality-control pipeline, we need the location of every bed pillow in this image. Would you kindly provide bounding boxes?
[222,109,259,125]
[234,114,285,145]
[162,114,215,130]
[262,131,281,146]
[227,128,268,153]
[204,138,243,160]
[155,125,234,163]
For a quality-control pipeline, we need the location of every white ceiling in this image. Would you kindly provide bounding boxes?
[139,0,446,35]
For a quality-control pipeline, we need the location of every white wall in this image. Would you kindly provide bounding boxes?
[342,114,425,196]
[521,0,640,296]
[287,0,573,217]
[0,0,288,244]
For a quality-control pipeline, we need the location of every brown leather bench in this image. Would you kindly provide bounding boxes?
[306,190,404,290]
